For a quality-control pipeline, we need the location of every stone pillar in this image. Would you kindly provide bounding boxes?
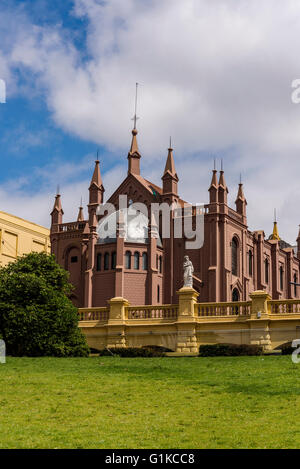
[248,290,271,350]
[177,287,198,318]
[250,290,271,319]
[106,297,129,349]
[115,212,125,298]
[176,287,198,354]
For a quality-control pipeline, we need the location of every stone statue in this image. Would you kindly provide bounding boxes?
[183,255,194,288]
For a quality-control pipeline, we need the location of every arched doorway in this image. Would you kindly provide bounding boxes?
[232,288,240,302]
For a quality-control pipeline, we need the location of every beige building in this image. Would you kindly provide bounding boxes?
[0,211,50,267]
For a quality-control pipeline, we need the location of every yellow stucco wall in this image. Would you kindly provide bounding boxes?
[0,211,50,267]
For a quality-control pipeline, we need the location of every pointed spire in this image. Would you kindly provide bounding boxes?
[163,140,177,177]
[89,157,104,208]
[219,160,227,188]
[271,210,280,241]
[77,199,84,222]
[236,183,245,202]
[129,128,140,156]
[90,159,103,188]
[51,192,63,214]
[209,168,218,189]
[297,224,300,241]
[208,160,219,207]
[50,190,63,229]
[162,139,179,197]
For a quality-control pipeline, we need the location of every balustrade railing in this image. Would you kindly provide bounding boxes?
[78,298,300,322]
[268,299,300,315]
[78,308,109,321]
[196,301,251,317]
[59,221,87,232]
[126,305,178,320]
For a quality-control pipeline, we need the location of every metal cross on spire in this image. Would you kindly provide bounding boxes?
[132,82,139,130]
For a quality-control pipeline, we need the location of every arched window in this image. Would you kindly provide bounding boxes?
[142,252,148,270]
[249,250,253,276]
[232,238,238,276]
[159,256,162,274]
[279,265,284,291]
[125,251,131,269]
[294,273,298,297]
[232,288,239,314]
[104,252,109,270]
[232,288,239,302]
[96,253,102,271]
[157,285,160,303]
[265,259,269,284]
[134,252,140,270]
[111,251,116,269]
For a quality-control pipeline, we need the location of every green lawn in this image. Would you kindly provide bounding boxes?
[0,356,299,449]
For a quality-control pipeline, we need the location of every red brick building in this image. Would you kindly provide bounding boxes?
[50,128,300,306]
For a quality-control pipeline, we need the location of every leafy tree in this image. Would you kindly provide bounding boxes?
[0,252,89,357]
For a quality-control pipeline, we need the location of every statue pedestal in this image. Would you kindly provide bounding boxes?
[176,287,198,353]
[177,287,198,320]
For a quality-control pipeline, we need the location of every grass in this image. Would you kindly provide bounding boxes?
[0,356,299,449]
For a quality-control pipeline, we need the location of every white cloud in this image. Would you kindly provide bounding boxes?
[1,0,300,242]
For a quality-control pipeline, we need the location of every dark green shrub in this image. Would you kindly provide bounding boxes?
[0,252,89,357]
[281,342,294,355]
[199,343,263,357]
[99,347,166,357]
[141,345,173,353]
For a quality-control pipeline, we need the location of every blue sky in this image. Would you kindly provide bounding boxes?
[1,0,300,243]
[0,0,109,192]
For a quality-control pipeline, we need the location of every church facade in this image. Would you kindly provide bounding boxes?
[50,128,300,306]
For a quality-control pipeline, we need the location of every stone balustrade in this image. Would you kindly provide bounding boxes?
[78,289,300,354]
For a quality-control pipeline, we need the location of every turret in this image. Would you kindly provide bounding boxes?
[162,140,178,197]
[208,165,218,204]
[50,192,63,232]
[218,161,228,205]
[297,225,300,259]
[127,128,141,175]
[270,209,280,241]
[88,159,104,228]
[77,202,84,222]
[235,177,247,218]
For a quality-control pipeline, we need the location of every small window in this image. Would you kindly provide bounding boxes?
[294,273,298,297]
[104,252,109,270]
[111,252,116,269]
[125,251,131,269]
[159,256,162,274]
[142,252,148,270]
[71,256,78,263]
[279,266,284,291]
[134,252,140,270]
[249,250,253,277]
[265,259,269,284]
[96,253,102,271]
[157,285,160,303]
